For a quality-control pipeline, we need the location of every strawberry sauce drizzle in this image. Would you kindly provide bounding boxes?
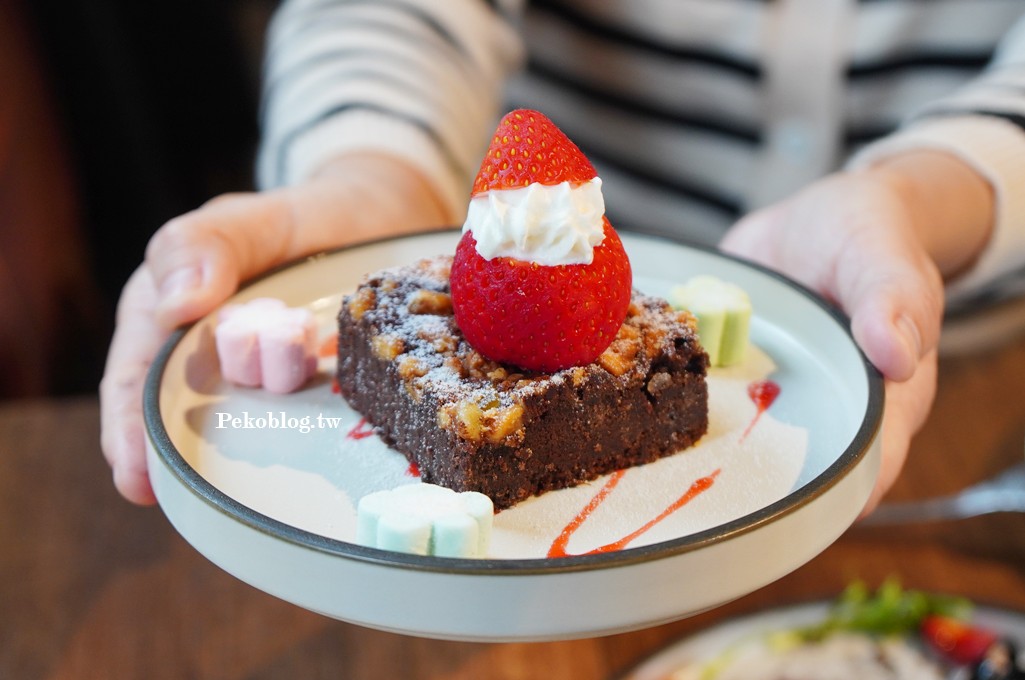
[318,333,339,358]
[346,417,375,440]
[740,379,781,442]
[547,471,625,558]
[547,469,721,558]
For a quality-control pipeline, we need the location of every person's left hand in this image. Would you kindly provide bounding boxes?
[720,159,974,514]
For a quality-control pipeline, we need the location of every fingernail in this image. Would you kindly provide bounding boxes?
[159,266,202,301]
[896,313,922,361]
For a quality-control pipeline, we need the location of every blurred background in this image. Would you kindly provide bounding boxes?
[4,5,1025,679]
[1,0,276,399]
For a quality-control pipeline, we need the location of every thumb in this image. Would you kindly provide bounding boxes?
[833,228,944,382]
[146,153,458,331]
[721,183,944,383]
[146,192,293,329]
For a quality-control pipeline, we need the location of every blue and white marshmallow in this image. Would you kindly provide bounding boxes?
[356,483,494,558]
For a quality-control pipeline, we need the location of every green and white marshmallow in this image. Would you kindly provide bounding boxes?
[669,275,752,367]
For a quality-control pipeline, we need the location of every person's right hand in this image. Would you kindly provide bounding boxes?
[100,153,455,504]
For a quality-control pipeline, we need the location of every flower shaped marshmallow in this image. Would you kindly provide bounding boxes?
[214,297,318,393]
[356,483,494,558]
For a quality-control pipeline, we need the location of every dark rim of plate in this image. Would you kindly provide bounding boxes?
[143,228,884,576]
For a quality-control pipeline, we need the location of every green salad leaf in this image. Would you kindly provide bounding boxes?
[795,578,973,641]
[687,580,976,680]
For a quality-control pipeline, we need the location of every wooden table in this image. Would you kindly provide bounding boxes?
[3,337,1025,679]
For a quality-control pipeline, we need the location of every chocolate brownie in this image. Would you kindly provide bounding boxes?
[337,255,709,510]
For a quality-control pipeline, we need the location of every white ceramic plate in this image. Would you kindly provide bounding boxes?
[621,601,1025,679]
[145,230,883,641]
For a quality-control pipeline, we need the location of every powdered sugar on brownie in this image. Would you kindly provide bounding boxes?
[341,255,702,449]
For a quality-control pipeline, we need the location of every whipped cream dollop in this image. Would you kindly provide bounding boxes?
[462,178,606,266]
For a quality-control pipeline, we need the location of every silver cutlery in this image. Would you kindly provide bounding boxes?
[860,461,1025,526]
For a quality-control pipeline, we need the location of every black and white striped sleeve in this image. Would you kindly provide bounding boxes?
[848,13,1025,305]
[256,0,525,218]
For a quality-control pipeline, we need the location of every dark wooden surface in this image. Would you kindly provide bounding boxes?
[3,336,1025,679]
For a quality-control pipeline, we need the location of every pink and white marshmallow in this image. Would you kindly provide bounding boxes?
[214,298,318,393]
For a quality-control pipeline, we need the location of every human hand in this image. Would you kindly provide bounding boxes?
[100,153,455,504]
[720,151,994,513]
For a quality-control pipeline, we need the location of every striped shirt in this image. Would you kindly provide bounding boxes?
[258,0,1025,306]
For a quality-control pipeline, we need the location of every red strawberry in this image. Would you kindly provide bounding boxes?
[451,109,632,373]
[451,221,631,372]
[471,109,597,195]
[920,614,998,665]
